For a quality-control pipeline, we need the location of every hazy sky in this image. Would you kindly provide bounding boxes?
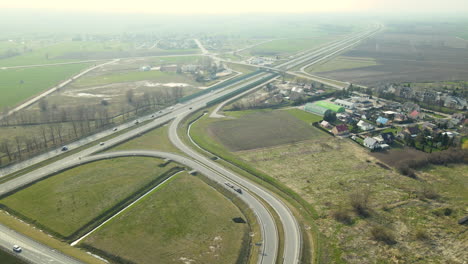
[2,0,467,14]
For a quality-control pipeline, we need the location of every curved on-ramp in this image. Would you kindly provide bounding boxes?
[12,150,280,264]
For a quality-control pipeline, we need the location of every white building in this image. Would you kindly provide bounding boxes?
[357,120,374,131]
[334,99,355,109]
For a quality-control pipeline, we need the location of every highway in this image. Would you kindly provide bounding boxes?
[0,26,381,264]
[0,224,83,264]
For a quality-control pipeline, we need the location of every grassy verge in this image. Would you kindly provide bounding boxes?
[81,172,250,264]
[0,247,27,264]
[105,122,183,154]
[0,157,180,240]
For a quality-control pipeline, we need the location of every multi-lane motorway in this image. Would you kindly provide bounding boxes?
[0,25,381,264]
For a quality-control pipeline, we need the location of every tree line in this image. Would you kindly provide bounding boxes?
[0,87,184,167]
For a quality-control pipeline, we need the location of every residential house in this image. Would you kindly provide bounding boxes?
[402,102,420,113]
[357,120,374,131]
[409,110,424,120]
[380,132,395,144]
[320,120,332,129]
[393,113,408,123]
[376,116,389,126]
[402,126,420,137]
[331,124,349,136]
[373,135,385,144]
[422,122,437,132]
[444,96,467,110]
[363,137,380,150]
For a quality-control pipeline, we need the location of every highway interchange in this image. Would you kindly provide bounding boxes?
[0,25,381,264]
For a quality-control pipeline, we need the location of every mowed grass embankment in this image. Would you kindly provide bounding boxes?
[0,157,180,239]
[107,122,182,154]
[83,172,249,264]
[206,109,326,151]
[0,248,27,264]
[0,63,93,108]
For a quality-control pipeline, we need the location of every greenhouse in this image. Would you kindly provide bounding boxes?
[314,101,345,113]
[304,103,332,116]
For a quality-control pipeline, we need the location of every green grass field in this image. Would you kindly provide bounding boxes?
[73,70,197,87]
[0,157,177,237]
[207,109,326,151]
[0,41,127,67]
[236,136,468,263]
[285,108,323,124]
[108,123,182,154]
[306,56,378,73]
[83,172,248,264]
[0,41,200,67]
[0,63,92,108]
[0,249,26,264]
[248,37,333,56]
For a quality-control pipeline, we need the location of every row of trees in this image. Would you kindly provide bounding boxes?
[402,130,458,152]
[0,87,184,167]
[397,148,467,178]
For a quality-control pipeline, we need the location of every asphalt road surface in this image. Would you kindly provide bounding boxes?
[0,224,83,264]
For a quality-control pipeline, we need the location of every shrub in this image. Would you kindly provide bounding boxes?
[332,208,353,225]
[414,228,430,241]
[420,185,439,200]
[371,225,397,245]
[349,189,371,218]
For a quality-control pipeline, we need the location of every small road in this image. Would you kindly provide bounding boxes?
[0,224,83,264]
[194,39,209,55]
[0,60,104,70]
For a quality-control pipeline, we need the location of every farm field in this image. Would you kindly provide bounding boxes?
[83,172,249,264]
[313,23,468,85]
[190,106,467,263]
[0,157,179,238]
[0,62,93,109]
[0,41,199,67]
[306,56,378,73]
[234,134,467,263]
[206,109,327,151]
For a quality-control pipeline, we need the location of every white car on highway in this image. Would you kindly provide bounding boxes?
[13,245,22,253]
